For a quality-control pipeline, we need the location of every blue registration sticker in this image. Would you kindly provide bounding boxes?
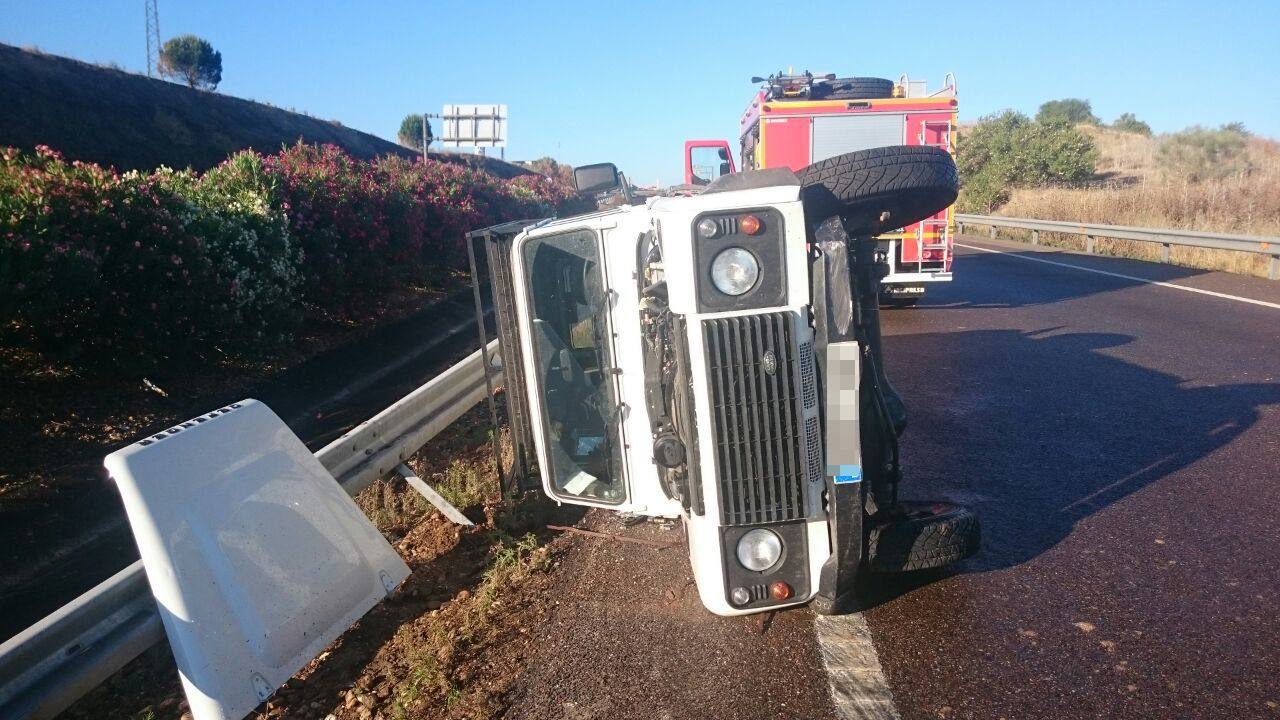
[831,465,863,485]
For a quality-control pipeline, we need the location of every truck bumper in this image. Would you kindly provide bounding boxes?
[812,340,866,615]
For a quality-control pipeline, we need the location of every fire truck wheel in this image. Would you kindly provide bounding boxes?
[866,501,980,573]
[822,76,895,100]
[798,146,958,237]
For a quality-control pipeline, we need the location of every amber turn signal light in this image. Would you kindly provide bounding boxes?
[740,214,762,235]
[769,581,792,601]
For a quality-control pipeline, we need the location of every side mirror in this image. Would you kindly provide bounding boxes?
[573,163,621,195]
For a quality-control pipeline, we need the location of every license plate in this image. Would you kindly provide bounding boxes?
[888,285,925,295]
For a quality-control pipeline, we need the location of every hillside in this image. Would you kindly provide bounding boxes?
[0,43,525,178]
[1000,125,1280,234]
[993,125,1280,277]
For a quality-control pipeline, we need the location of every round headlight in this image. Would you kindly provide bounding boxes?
[736,528,783,572]
[710,247,760,296]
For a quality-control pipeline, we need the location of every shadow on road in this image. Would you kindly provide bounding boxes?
[860,327,1280,603]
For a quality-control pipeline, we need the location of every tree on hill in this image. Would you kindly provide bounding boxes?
[158,35,222,90]
[1112,113,1152,136]
[398,114,433,150]
[1036,98,1099,126]
[526,156,574,185]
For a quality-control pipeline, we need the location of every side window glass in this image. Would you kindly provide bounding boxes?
[521,230,626,503]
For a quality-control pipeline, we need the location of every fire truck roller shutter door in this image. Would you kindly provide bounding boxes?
[810,114,906,164]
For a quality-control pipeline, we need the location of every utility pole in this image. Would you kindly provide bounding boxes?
[420,113,441,163]
[144,0,160,77]
[421,113,428,162]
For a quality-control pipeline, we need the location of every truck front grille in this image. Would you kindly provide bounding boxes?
[703,312,807,526]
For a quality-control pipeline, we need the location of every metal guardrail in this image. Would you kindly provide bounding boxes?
[955,214,1280,280]
[0,342,501,720]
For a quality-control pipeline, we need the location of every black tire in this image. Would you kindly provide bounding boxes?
[817,76,895,100]
[799,146,958,237]
[867,501,979,573]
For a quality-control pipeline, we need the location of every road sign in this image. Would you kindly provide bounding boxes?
[440,104,507,148]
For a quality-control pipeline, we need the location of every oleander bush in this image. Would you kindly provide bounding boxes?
[0,143,573,371]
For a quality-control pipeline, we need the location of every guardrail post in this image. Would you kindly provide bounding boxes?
[989,225,997,239]
[1270,255,1280,280]
[1031,229,1039,246]
[957,220,964,235]
[1085,235,1095,254]
[1160,243,1171,263]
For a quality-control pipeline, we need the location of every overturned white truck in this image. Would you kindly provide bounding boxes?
[469,145,979,616]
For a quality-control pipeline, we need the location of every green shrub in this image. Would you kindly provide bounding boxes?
[1156,124,1251,181]
[956,111,1097,212]
[1036,98,1099,126]
[1111,113,1152,136]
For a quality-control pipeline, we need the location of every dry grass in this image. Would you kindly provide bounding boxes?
[1080,125,1159,178]
[994,130,1280,278]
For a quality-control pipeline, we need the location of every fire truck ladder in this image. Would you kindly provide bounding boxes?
[913,119,954,271]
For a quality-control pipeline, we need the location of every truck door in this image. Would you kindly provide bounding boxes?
[684,140,736,184]
[515,226,631,507]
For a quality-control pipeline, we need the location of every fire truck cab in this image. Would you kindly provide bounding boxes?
[687,73,958,304]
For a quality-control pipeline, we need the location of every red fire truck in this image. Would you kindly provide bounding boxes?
[686,72,958,304]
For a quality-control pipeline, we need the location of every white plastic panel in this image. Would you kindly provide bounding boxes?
[104,400,410,720]
[810,114,905,163]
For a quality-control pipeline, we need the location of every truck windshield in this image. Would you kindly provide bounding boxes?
[521,229,626,503]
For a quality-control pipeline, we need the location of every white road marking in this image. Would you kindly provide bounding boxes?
[957,242,1280,310]
[815,613,900,719]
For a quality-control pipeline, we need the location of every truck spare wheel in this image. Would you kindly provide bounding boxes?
[798,145,959,237]
[816,76,895,100]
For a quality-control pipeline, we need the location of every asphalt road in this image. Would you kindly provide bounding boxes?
[865,237,1280,719]
[26,237,1280,720]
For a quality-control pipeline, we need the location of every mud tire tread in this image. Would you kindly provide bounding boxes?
[867,501,980,573]
[798,146,959,236]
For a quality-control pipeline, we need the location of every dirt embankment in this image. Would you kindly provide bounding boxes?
[0,43,527,178]
[62,407,836,720]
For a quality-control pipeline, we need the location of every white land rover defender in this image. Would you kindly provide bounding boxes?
[467,146,979,616]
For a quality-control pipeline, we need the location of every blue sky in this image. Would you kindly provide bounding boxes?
[5,0,1279,184]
